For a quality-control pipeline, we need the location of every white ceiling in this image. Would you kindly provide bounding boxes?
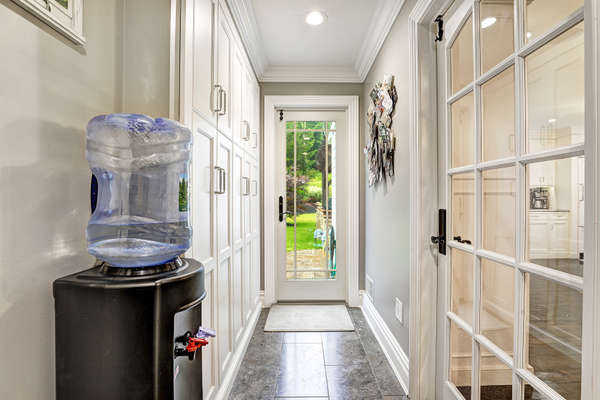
[227,0,405,82]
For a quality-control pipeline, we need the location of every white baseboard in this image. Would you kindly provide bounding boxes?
[360,291,410,395]
[213,299,263,400]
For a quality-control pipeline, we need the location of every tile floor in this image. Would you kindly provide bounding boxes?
[229,307,408,400]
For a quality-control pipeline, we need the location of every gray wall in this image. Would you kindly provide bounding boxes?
[258,83,365,291]
[362,0,417,354]
[0,1,171,398]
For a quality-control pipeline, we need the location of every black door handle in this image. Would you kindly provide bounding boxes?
[431,209,446,255]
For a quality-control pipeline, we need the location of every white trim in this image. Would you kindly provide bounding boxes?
[407,1,447,399]
[11,0,85,45]
[583,0,600,398]
[263,95,360,307]
[213,299,263,400]
[226,0,406,82]
[225,0,268,78]
[260,65,362,83]
[360,291,410,394]
[355,0,407,81]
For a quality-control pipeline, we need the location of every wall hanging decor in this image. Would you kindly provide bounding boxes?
[365,74,397,187]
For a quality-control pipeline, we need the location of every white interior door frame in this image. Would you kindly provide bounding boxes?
[408,1,450,399]
[408,0,600,399]
[263,95,360,307]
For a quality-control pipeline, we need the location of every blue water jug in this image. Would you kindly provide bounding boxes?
[86,114,192,267]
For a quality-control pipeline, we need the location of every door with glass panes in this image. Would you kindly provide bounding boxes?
[275,111,346,301]
[436,0,585,399]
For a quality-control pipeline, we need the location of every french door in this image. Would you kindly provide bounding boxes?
[436,0,585,399]
[275,110,346,301]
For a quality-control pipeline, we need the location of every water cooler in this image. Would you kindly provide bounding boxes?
[54,114,208,399]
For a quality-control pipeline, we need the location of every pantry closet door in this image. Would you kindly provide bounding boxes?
[435,0,585,399]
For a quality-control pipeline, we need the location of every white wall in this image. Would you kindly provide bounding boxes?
[362,0,417,354]
[0,1,172,398]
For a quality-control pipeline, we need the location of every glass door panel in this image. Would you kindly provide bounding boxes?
[480,0,514,73]
[285,121,336,280]
[438,0,585,398]
[526,23,584,153]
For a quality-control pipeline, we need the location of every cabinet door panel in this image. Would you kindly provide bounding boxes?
[192,0,216,124]
[216,5,232,136]
[233,148,243,245]
[232,247,243,345]
[217,256,231,374]
[243,158,251,238]
[243,244,251,321]
[202,267,217,398]
[191,115,215,264]
[217,135,231,255]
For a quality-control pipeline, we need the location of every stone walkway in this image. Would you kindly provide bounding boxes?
[286,249,331,279]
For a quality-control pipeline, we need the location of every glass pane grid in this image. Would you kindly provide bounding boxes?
[444,2,584,398]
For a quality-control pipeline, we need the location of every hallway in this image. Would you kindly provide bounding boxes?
[229,308,408,400]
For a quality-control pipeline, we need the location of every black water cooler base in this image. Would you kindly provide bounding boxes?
[53,258,205,400]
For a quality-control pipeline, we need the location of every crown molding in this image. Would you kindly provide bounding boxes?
[227,0,406,83]
[226,0,268,78]
[261,65,362,83]
[355,0,406,82]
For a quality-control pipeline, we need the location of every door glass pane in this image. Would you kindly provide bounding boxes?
[481,259,514,355]
[483,167,516,257]
[452,172,475,244]
[451,14,474,94]
[524,384,549,399]
[286,129,296,279]
[286,122,336,280]
[526,0,583,42]
[452,92,475,168]
[526,23,584,153]
[482,67,515,161]
[525,273,582,399]
[526,157,584,277]
[450,321,472,399]
[480,0,514,73]
[452,249,473,325]
[56,0,68,8]
[480,351,512,399]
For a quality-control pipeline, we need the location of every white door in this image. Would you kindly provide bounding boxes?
[436,0,585,399]
[275,111,346,301]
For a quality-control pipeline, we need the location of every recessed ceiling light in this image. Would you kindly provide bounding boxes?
[526,31,533,39]
[548,118,557,123]
[481,17,496,29]
[306,11,326,26]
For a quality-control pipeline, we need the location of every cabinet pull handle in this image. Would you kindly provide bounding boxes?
[252,130,257,149]
[214,166,226,194]
[213,84,222,113]
[241,121,250,141]
[251,180,257,196]
[241,177,250,196]
[219,89,227,116]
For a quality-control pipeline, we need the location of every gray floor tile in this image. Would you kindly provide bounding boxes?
[322,331,367,366]
[326,362,381,400]
[275,398,329,400]
[229,364,279,400]
[284,332,323,343]
[276,343,329,397]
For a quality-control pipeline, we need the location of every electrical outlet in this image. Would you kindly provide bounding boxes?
[395,298,403,325]
[366,275,374,300]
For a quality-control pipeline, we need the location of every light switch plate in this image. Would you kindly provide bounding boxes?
[395,298,403,325]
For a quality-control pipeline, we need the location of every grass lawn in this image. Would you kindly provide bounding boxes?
[286,212,323,251]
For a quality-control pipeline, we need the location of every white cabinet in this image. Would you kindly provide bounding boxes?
[181,1,261,398]
[191,0,217,125]
[528,211,570,259]
[215,3,233,137]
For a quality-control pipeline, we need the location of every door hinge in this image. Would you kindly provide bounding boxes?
[434,15,444,42]
[279,110,284,121]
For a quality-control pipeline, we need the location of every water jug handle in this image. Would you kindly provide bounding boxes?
[90,174,98,214]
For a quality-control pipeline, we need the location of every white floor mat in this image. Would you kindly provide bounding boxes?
[264,304,354,332]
